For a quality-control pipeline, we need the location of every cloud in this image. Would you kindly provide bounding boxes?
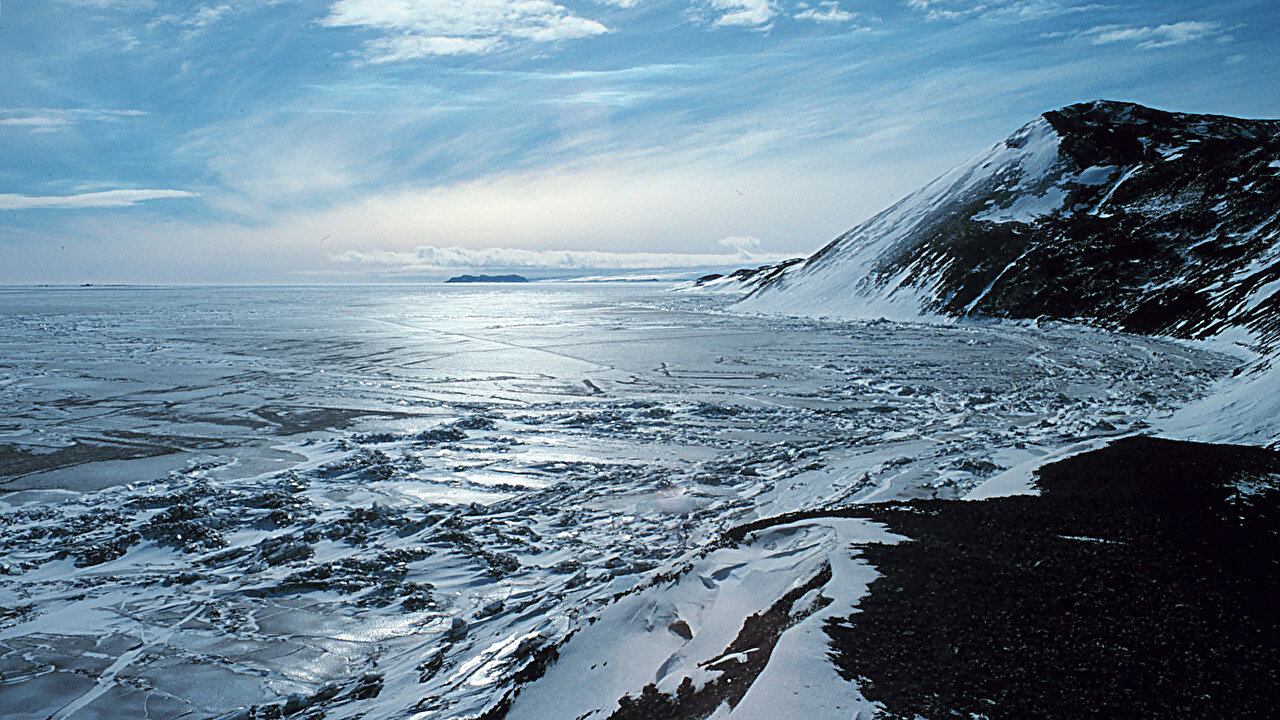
[26,135,904,281]
[323,0,609,61]
[0,189,198,210]
[331,241,790,272]
[216,144,890,259]
[793,2,856,23]
[147,3,237,39]
[186,4,234,29]
[0,117,72,132]
[363,35,502,61]
[54,0,157,7]
[176,113,375,215]
[0,108,146,133]
[906,0,1110,23]
[717,235,765,256]
[905,0,985,22]
[706,0,776,27]
[1073,21,1223,49]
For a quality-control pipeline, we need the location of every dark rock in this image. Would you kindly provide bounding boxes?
[667,619,693,641]
[446,616,468,642]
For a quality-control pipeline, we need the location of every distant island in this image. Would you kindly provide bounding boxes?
[444,274,529,284]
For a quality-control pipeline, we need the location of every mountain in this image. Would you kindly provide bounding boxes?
[738,101,1280,351]
[445,274,530,283]
[674,258,804,293]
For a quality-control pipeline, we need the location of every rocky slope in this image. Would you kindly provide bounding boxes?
[674,259,804,293]
[739,101,1280,351]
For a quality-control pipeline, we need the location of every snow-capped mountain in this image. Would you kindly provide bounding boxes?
[739,101,1280,350]
[674,258,804,293]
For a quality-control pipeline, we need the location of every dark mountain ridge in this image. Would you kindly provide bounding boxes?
[741,101,1280,351]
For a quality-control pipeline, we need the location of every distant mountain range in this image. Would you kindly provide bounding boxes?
[445,274,530,283]
[736,101,1280,352]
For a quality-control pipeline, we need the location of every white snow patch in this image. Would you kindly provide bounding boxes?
[973,186,1068,223]
[1241,274,1280,314]
[965,436,1129,500]
[1057,535,1121,544]
[719,519,889,719]
[1161,363,1280,446]
[507,518,897,720]
[1227,475,1280,502]
[1094,164,1143,215]
[1075,165,1119,185]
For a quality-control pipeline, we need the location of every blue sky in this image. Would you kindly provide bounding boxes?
[2,0,1277,282]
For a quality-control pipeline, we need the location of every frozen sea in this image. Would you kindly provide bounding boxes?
[0,283,1236,719]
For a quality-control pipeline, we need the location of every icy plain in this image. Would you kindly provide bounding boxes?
[0,284,1236,719]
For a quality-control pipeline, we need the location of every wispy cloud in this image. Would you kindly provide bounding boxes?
[906,0,986,22]
[12,0,1273,285]
[0,108,147,134]
[54,0,157,8]
[0,189,198,210]
[1069,21,1224,49]
[0,117,72,132]
[331,237,789,272]
[146,3,238,40]
[323,0,609,62]
[705,0,777,28]
[907,0,1110,23]
[793,2,857,24]
[363,35,502,60]
[717,235,768,256]
[176,112,377,216]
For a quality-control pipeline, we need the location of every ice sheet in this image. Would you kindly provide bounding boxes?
[0,284,1236,719]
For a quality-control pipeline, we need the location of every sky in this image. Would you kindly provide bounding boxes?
[2,0,1277,283]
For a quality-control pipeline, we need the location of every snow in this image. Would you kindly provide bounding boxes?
[507,517,897,720]
[3,106,1279,720]
[722,521,889,720]
[1160,363,1280,447]
[1076,165,1119,186]
[1093,164,1143,215]
[960,249,1032,315]
[733,107,1280,454]
[1226,475,1280,503]
[965,436,1130,500]
[0,284,1236,719]
[973,185,1068,223]
[1241,274,1280,314]
[971,163,1115,223]
[737,117,1064,322]
[675,274,754,293]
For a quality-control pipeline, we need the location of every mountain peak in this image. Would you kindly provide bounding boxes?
[740,101,1280,348]
[1039,100,1280,168]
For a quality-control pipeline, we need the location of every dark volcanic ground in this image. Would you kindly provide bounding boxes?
[726,436,1280,720]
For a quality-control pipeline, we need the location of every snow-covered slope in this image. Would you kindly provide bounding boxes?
[740,101,1280,351]
[673,259,804,294]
